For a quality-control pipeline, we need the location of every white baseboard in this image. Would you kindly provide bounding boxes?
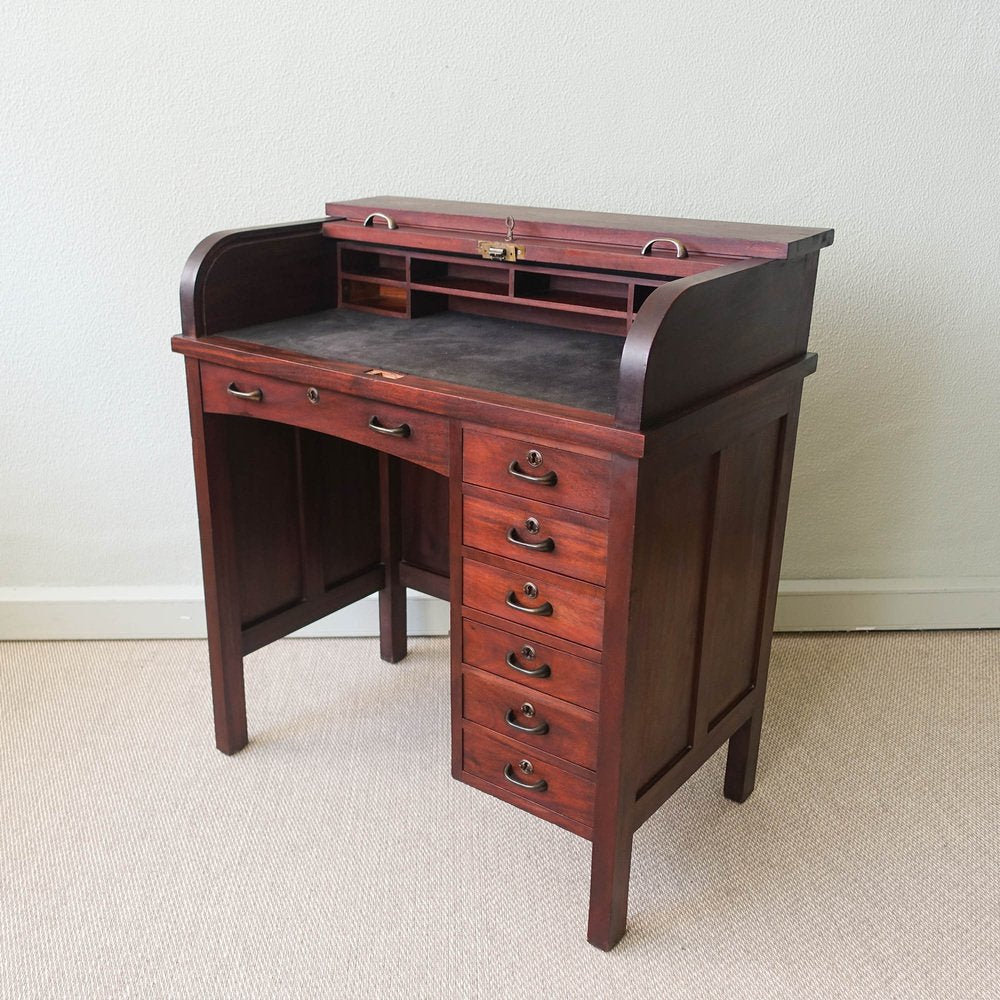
[772,577,1000,631]
[0,579,997,640]
[0,587,450,641]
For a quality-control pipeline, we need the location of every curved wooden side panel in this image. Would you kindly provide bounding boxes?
[179,219,337,339]
[616,252,821,428]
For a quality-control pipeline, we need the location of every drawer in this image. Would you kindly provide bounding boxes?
[463,557,605,651]
[200,362,450,475]
[463,429,611,517]
[462,618,601,712]
[462,668,598,770]
[462,725,595,828]
[462,488,608,586]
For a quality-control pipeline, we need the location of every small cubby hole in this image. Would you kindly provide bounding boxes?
[631,284,659,313]
[340,248,407,283]
[410,256,510,296]
[513,271,629,314]
[340,279,408,314]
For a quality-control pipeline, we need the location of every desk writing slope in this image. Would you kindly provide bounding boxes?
[173,197,833,950]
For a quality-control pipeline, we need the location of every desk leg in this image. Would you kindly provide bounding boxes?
[186,361,248,755]
[724,402,798,804]
[724,707,763,803]
[378,453,407,663]
[588,822,634,951]
[587,453,641,951]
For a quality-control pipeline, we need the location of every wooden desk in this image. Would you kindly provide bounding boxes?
[173,198,833,949]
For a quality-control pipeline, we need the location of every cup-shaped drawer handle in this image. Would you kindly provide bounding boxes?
[507,460,557,486]
[506,527,555,552]
[640,237,688,259]
[226,382,263,402]
[503,763,548,792]
[504,708,549,735]
[368,416,410,438]
[505,651,551,678]
[362,212,398,230]
[505,591,553,616]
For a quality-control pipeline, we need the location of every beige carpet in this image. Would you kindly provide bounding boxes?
[1,631,997,999]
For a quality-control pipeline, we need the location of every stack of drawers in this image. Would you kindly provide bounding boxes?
[458,427,611,834]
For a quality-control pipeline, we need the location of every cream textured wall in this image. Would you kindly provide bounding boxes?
[1,2,998,625]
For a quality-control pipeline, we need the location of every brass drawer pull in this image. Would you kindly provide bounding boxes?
[368,416,410,438]
[507,460,557,486]
[226,382,263,402]
[506,526,555,552]
[640,237,688,259]
[503,763,548,792]
[362,212,398,230]
[504,708,549,735]
[505,651,551,678]
[505,591,553,616]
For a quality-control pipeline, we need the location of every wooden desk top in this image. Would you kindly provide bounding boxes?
[210,308,624,415]
[327,196,834,260]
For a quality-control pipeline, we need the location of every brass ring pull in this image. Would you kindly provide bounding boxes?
[640,237,688,259]
[226,382,263,402]
[505,651,551,678]
[504,709,549,735]
[368,416,410,437]
[507,460,557,486]
[362,212,398,230]
[506,527,555,552]
[505,591,553,616]
[503,763,548,792]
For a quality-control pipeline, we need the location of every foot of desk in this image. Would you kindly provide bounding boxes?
[724,710,763,803]
[208,636,248,755]
[587,826,634,951]
[378,586,407,663]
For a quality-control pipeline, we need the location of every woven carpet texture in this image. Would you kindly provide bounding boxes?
[1,632,997,999]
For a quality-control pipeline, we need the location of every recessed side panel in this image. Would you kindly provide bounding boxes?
[400,462,450,579]
[699,419,783,730]
[300,429,382,590]
[627,456,716,793]
[219,414,304,627]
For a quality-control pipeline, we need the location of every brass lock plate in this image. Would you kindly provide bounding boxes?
[477,240,525,262]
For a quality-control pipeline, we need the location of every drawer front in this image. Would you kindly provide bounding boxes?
[463,429,611,517]
[200,362,450,475]
[462,490,608,586]
[462,619,601,712]
[462,668,598,770]
[462,726,595,827]
[463,557,605,651]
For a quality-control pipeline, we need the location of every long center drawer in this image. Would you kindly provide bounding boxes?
[200,361,450,475]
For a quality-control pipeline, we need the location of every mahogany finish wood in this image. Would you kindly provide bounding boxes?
[461,618,602,711]
[174,197,832,951]
[378,454,406,663]
[462,555,605,653]
[200,360,450,476]
[325,197,834,263]
[462,487,609,586]
[462,428,612,517]
[461,667,599,770]
[399,463,450,586]
[461,724,596,830]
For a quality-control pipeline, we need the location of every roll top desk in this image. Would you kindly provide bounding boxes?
[173,197,833,949]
